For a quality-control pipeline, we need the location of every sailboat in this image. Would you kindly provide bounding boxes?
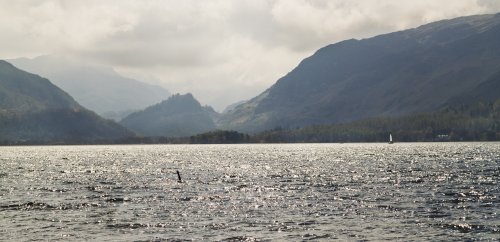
[389,133,394,144]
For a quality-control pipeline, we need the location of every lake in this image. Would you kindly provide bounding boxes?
[0,143,499,241]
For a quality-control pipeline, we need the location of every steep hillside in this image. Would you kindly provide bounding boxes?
[9,55,170,120]
[0,60,134,143]
[219,13,500,132]
[120,93,217,137]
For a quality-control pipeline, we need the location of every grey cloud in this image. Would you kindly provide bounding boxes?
[75,2,229,67]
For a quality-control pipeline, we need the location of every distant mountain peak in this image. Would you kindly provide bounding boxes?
[120,93,217,137]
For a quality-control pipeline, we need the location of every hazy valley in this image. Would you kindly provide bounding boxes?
[9,55,171,121]
[1,13,500,143]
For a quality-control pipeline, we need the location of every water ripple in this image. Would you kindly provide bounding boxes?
[0,143,498,241]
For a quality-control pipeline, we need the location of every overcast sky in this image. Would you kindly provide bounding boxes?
[1,0,500,110]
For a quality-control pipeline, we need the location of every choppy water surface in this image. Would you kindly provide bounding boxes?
[0,143,499,241]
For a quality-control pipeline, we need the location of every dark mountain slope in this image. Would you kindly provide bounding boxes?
[120,93,217,137]
[219,13,500,132]
[0,60,134,143]
[0,60,77,112]
[447,69,500,105]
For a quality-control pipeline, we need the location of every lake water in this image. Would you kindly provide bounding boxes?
[0,143,498,241]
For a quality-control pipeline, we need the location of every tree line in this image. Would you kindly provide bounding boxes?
[2,99,498,145]
[252,99,500,143]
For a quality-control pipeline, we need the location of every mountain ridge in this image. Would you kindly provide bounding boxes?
[0,60,78,112]
[218,13,500,132]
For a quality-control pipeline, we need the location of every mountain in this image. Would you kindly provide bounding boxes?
[9,55,170,120]
[446,69,500,106]
[219,13,500,132]
[0,60,134,143]
[120,93,217,137]
[222,100,247,114]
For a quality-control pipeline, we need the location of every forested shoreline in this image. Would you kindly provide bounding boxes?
[252,100,500,143]
[2,99,498,145]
